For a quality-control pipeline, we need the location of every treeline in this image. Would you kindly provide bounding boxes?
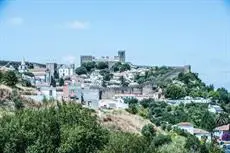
[0,102,223,153]
[0,60,45,69]
[126,98,229,132]
[125,98,225,153]
[75,61,131,75]
[0,71,18,87]
[0,103,174,153]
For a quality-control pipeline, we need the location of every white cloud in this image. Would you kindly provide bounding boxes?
[62,55,76,64]
[66,20,89,30]
[8,17,24,26]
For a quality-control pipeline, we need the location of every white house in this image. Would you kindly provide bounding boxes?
[176,122,211,141]
[194,128,211,141]
[99,99,128,109]
[208,105,223,114]
[177,122,194,134]
[30,68,50,86]
[38,87,57,100]
[58,64,75,78]
[214,124,230,142]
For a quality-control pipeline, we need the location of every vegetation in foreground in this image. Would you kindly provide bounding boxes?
[0,103,224,153]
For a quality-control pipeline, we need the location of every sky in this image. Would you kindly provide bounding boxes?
[0,0,230,89]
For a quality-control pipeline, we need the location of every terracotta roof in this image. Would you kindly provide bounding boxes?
[30,68,47,72]
[215,124,230,131]
[33,72,46,76]
[194,128,209,134]
[177,122,193,126]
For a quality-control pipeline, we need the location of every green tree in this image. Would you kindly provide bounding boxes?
[140,98,154,108]
[54,70,59,79]
[151,134,172,148]
[127,103,138,114]
[21,79,32,87]
[216,87,229,103]
[216,112,229,127]
[101,132,153,153]
[208,91,220,102]
[185,135,201,152]
[82,61,96,71]
[200,111,216,142]
[111,62,122,72]
[120,63,131,72]
[12,90,24,110]
[3,71,18,87]
[23,72,34,77]
[96,62,108,70]
[103,73,113,81]
[0,104,109,153]
[165,84,186,99]
[75,66,87,75]
[50,76,56,87]
[0,71,2,83]
[141,124,156,140]
[59,78,64,86]
[119,76,128,87]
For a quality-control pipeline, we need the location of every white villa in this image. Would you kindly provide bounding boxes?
[58,64,75,78]
[176,122,211,141]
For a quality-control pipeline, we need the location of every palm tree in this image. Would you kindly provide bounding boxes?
[216,112,229,127]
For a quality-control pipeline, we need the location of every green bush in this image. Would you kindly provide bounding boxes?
[0,104,109,153]
[100,132,154,153]
[2,71,18,87]
[75,66,87,75]
[141,124,156,140]
[151,134,172,148]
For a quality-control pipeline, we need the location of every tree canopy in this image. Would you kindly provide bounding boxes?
[2,71,18,87]
[96,62,109,70]
[0,104,108,153]
[165,84,186,99]
[75,66,87,75]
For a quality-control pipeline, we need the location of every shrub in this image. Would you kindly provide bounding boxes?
[151,134,172,148]
[141,124,156,140]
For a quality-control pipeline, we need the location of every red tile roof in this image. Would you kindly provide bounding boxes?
[177,122,193,126]
[194,128,209,134]
[215,124,230,131]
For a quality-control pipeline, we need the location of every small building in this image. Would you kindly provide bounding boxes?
[176,122,194,134]
[194,128,211,141]
[38,86,57,100]
[30,68,51,85]
[46,63,57,77]
[208,105,223,114]
[18,58,28,73]
[58,64,75,78]
[214,124,230,142]
[176,122,211,141]
[63,82,78,100]
[99,99,128,109]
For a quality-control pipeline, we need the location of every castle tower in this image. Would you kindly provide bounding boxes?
[118,50,126,63]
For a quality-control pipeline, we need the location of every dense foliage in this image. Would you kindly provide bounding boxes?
[75,66,88,75]
[0,104,108,153]
[58,78,64,86]
[111,62,131,72]
[2,71,18,87]
[96,62,109,70]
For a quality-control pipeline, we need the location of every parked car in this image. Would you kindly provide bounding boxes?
[223,144,230,153]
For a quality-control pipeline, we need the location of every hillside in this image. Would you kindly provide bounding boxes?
[0,60,45,69]
[98,109,161,134]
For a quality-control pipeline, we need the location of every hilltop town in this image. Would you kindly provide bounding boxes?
[0,51,192,106]
[0,51,230,153]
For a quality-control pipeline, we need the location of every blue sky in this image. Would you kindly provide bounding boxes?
[0,0,230,89]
